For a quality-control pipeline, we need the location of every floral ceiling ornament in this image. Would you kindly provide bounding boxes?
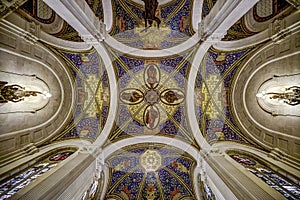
[140,149,162,172]
[120,63,185,130]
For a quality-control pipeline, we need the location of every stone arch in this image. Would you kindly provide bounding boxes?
[0,23,75,156]
[231,29,300,159]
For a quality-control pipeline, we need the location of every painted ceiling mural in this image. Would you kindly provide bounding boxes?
[44,45,110,142]
[201,0,218,19]
[194,45,261,145]
[105,144,196,199]
[105,45,199,148]
[51,22,83,42]
[110,0,195,49]
[85,0,104,20]
[222,17,257,41]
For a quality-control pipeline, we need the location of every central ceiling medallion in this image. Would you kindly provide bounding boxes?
[145,89,159,105]
[120,63,185,130]
[140,150,162,172]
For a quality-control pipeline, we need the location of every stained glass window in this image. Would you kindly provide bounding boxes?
[230,154,300,200]
[0,150,74,200]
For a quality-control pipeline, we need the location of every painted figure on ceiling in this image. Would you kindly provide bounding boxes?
[170,187,182,199]
[179,15,189,33]
[161,90,184,104]
[116,16,126,32]
[121,91,143,103]
[172,160,189,173]
[121,185,132,199]
[146,65,158,88]
[145,106,159,129]
[141,0,161,30]
[114,160,131,172]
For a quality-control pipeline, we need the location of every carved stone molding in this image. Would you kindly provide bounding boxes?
[269,19,291,43]
[0,0,27,20]
[23,21,40,44]
[286,0,300,9]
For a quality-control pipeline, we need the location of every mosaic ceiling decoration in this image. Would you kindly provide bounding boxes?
[46,46,110,142]
[85,0,104,20]
[51,22,83,42]
[222,18,257,41]
[202,0,218,19]
[194,46,261,145]
[110,0,195,49]
[106,46,198,148]
[105,144,196,199]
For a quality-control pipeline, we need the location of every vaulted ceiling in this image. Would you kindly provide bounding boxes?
[0,0,299,199]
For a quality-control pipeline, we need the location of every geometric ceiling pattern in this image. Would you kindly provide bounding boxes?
[1,0,299,199]
[47,46,110,142]
[201,0,218,19]
[194,45,260,145]
[105,45,199,148]
[105,143,196,199]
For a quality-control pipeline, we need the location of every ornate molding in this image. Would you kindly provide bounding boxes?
[269,19,291,43]
[286,0,300,9]
[198,22,225,43]
[0,0,27,20]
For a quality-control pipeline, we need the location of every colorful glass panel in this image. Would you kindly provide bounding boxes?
[0,151,74,200]
[230,154,300,200]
